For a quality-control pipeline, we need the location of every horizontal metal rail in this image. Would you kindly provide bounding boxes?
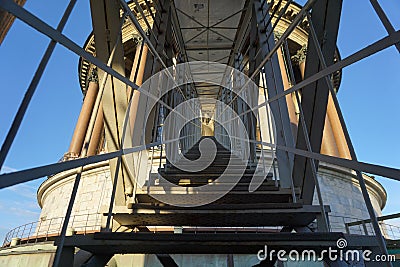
[346,213,400,227]
[0,134,192,189]
[2,213,102,247]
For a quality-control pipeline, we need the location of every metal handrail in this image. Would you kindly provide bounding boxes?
[2,213,102,247]
[339,213,400,240]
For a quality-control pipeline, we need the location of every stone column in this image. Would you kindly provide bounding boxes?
[128,37,149,143]
[67,69,99,158]
[327,93,351,159]
[276,45,299,139]
[293,45,307,79]
[320,114,340,157]
[127,36,149,100]
[87,101,104,156]
[293,45,348,158]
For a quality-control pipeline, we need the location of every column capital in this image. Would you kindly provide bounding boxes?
[132,33,144,45]
[87,67,98,84]
[273,31,282,42]
[291,45,307,64]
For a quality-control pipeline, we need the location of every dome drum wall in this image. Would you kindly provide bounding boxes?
[37,162,387,236]
[314,162,387,235]
[37,162,112,235]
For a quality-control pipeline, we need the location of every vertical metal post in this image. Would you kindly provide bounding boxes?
[261,72,284,190]
[283,40,329,230]
[369,0,400,53]
[105,155,122,230]
[52,12,127,267]
[292,0,342,204]
[293,90,329,231]
[253,0,296,189]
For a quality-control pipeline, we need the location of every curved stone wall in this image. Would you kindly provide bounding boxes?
[315,162,386,235]
[37,162,386,235]
[37,161,112,233]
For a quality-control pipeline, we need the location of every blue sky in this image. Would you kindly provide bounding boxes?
[0,1,399,241]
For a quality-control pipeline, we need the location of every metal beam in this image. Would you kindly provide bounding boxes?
[282,38,329,231]
[185,44,233,51]
[133,0,171,145]
[82,254,113,267]
[58,232,380,255]
[90,0,129,206]
[370,0,400,53]
[304,11,391,264]
[346,212,400,227]
[253,0,295,189]
[169,0,189,62]
[292,0,342,204]
[52,2,129,266]
[267,30,400,103]
[0,0,26,44]
[228,2,252,66]
[0,0,139,92]
[0,0,179,124]
[223,29,400,119]
[223,0,316,122]
[56,246,74,267]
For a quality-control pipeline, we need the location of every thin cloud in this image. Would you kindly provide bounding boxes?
[5,183,38,201]
[0,200,40,218]
[0,166,17,174]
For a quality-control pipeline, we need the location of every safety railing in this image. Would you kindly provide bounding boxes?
[381,223,400,240]
[344,213,400,240]
[210,63,278,186]
[2,213,102,247]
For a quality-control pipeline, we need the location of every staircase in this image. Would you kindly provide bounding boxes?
[115,136,328,228]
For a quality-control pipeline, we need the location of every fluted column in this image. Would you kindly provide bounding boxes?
[276,45,299,139]
[320,114,340,157]
[127,36,149,100]
[128,37,149,143]
[87,102,104,156]
[67,69,99,158]
[293,46,348,158]
[292,45,307,80]
[327,93,351,159]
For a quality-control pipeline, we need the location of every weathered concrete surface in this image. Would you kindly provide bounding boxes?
[0,242,55,267]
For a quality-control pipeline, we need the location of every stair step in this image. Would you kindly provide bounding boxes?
[135,188,299,205]
[113,205,327,227]
[130,202,303,210]
[153,173,272,178]
[135,137,289,208]
[154,179,273,185]
[160,168,258,174]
